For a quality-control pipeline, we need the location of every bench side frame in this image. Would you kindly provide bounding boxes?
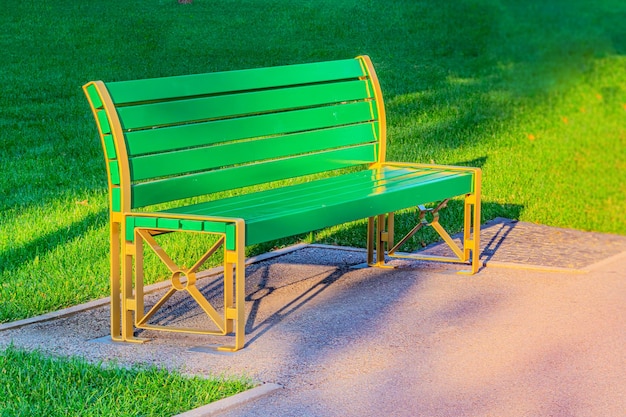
[84,81,247,350]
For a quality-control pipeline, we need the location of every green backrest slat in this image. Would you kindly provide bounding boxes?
[97,110,111,134]
[129,122,378,181]
[109,161,121,185]
[116,80,370,130]
[106,59,365,104]
[111,188,121,212]
[85,84,103,109]
[131,144,377,208]
[125,101,374,156]
[103,134,117,159]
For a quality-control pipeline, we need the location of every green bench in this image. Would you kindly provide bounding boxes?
[83,55,481,351]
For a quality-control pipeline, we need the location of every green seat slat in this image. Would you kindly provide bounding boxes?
[246,173,471,245]
[106,59,365,104]
[125,101,375,156]
[157,218,180,229]
[180,220,203,231]
[131,144,377,208]
[203,222,227,234]
[134,217,157,228]
[170,168,468,221]
[116,80,371,130]
[246,171,466,223]
[129,123,377,181]
[164,167,472,245]
[168,167,423,216]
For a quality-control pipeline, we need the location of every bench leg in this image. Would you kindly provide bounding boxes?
[219,220,246,352]
[382,171,482,274]
[109,218,147,343]
[112,224,149,344]
[367,213,395,268]
[109,220,123,341]
[459,176,482,275]
[110,219,248,351]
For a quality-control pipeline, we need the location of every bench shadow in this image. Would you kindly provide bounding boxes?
[243,265,350,347]
[477,217,519,265]
[135,253,356,345]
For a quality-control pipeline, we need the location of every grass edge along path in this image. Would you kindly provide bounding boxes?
[0,344,255,417]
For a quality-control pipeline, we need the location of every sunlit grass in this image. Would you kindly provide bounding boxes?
[0,345,254,417]
[1,0,625,324]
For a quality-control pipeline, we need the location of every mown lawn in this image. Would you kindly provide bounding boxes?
[1,1,625,415]
[2,0,624,323]
[0,345,254,417]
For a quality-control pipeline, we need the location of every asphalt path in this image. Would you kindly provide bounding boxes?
[2,220,625,417]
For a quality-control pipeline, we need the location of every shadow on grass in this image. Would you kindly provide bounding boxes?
[0,210,108,275]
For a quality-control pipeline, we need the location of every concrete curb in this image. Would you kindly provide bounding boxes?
[173,383,282,417]
[586,249,626,271]
[482,260,589,274]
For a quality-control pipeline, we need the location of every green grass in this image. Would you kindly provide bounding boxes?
[0,345,254,417]
[1,1,625,414]
[1,0,625,324]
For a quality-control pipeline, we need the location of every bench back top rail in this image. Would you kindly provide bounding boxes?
[84,55,387,213]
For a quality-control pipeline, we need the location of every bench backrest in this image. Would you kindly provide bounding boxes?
[83,56,386,213]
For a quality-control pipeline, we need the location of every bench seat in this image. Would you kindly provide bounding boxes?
[163,165,474,245]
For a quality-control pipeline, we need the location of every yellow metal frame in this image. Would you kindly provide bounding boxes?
[115,213,247,352]
[366,163,482,274]
[358,54,482,274]
[357,55,387,165]
[83,82,247,351]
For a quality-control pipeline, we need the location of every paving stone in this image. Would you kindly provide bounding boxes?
[419,217,626,270]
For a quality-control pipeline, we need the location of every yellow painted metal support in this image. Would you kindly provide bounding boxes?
[366,216,375,265]
[110,220,122,341]
[135,230,226,333]
[103,216,250,351]
[459,167,482,275]
[120,236,146,343]
[366,213,396,269]
[365,166,482,274]
[219,219,246,352]
[357,55,387,167]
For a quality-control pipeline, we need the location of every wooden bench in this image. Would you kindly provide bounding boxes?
[83,56,481,351]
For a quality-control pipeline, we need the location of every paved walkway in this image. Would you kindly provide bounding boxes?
[1,219,626,416]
